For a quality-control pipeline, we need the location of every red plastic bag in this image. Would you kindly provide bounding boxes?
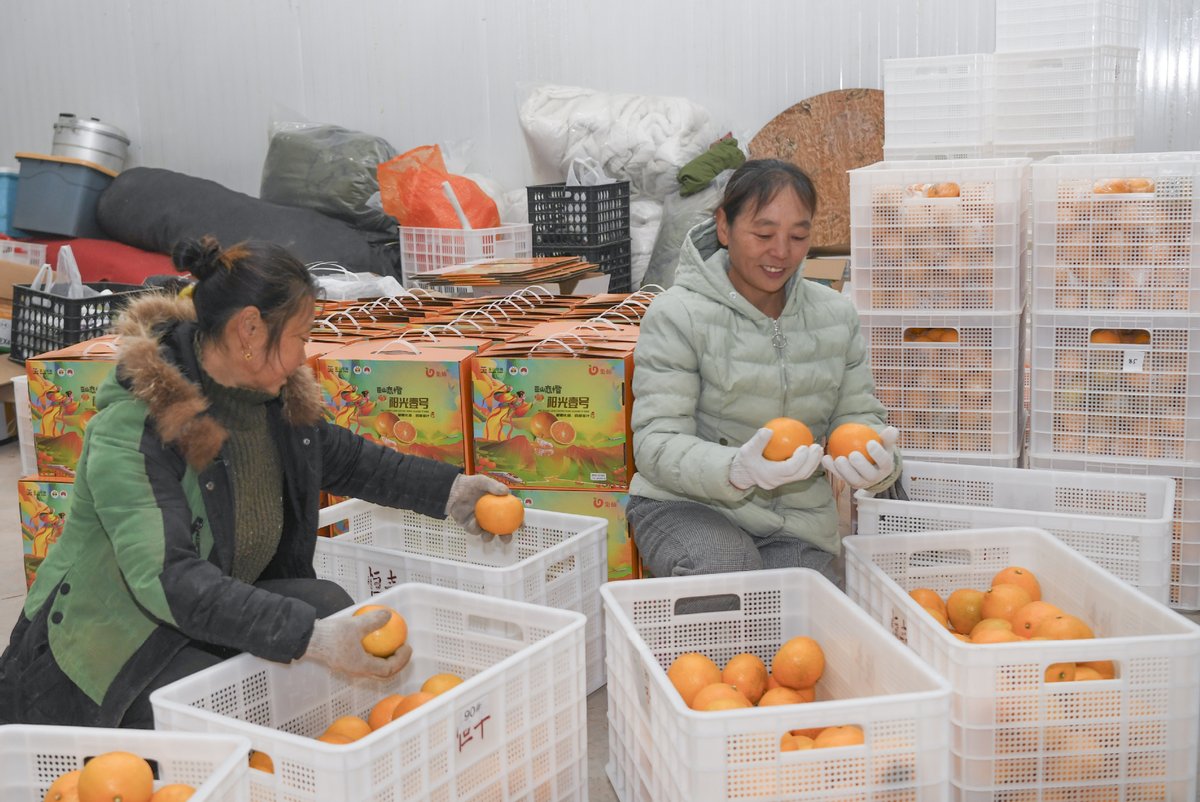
[377,144,501,229]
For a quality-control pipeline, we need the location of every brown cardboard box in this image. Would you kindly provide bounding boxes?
[0,259,40,358]
[803,257,849,293]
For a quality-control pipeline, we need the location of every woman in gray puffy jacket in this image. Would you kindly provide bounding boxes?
[628,159,901,582]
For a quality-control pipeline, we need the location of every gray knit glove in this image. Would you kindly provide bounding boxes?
[302,609,412,678]
[446,473,513,542]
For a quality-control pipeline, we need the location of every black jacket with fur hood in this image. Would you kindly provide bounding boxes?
[0,294,461,727]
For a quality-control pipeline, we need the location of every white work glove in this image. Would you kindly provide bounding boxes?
[303,609,412,678]
[445,473,513,543]
[728,428,825,491]
[821,426,900,490]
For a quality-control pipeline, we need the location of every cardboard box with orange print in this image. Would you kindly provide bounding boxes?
[470,338,635,490]
[18,475,73,588]
[314,339,474,470]
[512,487,634,581]
[26,336,118,478]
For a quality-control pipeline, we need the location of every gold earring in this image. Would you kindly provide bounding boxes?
[243,349,253,360]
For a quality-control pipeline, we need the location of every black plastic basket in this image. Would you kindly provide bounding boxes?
[9,282,154,363]
[533,239,632,293]
[527,181,630,248]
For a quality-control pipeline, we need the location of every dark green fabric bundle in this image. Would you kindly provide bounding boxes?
[677,137,746,197]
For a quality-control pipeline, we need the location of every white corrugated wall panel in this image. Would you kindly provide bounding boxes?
[0,1,1192,200]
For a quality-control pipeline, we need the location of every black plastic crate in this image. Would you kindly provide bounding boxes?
[533,239,632,293]
[10,282,155,363]
[527,181,630,248]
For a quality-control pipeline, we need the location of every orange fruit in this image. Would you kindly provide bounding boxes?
[1032,614,1094,640]
[78,752,154,802]
[826,423,883,463]
[667,653,722,707]
[981,584,1033,622]
[946,588,986,635]
[952,632,971,642]
[771,636,825,690]
[813,725,865,748]
[353,604,408,657]
[372,411,400,437]
[1123,330,1151,345]
[392,691,436,719]
[549,420,576,445]
[421,673,464,696]
[392,420,417,444]
[1073,666,1105,681]
[780,733,814,751]
[764,673,781,691]
[316,733,352,745]
[474,493,524,536]
[324,715,371,742]
[721,653,768,704]
[970,618,1013,636]
[757,687,807,706]
[529,410,557,439]
[691,683,752,711]
[42,770,81,802]
[1045,662,1076,682]
[992,566,1041,601]
[1090,329,1121,344]
[790,726,823,739]
[762,417,814,461]
[909,588,945,616]
[971,627,1023,644]
[699,696,753,711]
[922,604,952,630]
[793,685,816,703]
[1078,659,1115,679]
[368,694,406,730]
[149,786,195,802]
[1010,601,1062,637]
[247,751,274,774]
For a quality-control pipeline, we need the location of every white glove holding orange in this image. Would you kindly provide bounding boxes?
[821,426,900,489]
[445,473,513,542]
[304,609,412,678]
[729,428,825,491]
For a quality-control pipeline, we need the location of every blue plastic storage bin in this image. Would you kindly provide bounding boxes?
[12,152,115,238]
[0,168,18,236]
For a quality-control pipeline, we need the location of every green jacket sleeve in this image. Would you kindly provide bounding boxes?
[631,295,753,504]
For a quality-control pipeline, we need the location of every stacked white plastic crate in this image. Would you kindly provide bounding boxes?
[882,0,1139,161]
[849,158,1031,467]
[1026,152,1200,610]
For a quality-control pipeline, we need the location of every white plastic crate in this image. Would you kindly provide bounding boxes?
[991,137,1135,161]
[398,223,532,286]
[859,310,1023,458]
[855,460,1173,601]
[883,54,994,148]
[313,497,607,693]
[11,373,36,476]
[996,0,1142,51]
[1031,152,1200,313]
[849,159,1031,311]
[1028,311,1200,463]
[882,143,994,162]
[994,47,1138,144]
[844,527,1200,800]
[151,583,588,802]
[601,568,952,802]
[1028,453,1200,612]
[0,724,251,801]
[0,240,46,267]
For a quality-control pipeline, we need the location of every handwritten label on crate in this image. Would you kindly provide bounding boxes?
[455,695,494,758]
[1121,350,1146,373]
[890,606,909,644]
[367,564,400,596]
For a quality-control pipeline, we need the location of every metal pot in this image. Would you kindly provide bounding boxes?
[51,114,130,173]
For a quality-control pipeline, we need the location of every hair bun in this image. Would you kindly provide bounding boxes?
[172,236,224,279]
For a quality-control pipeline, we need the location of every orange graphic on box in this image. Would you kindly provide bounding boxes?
[18,478,73,588]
